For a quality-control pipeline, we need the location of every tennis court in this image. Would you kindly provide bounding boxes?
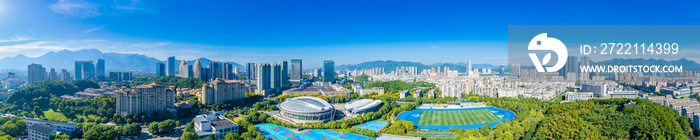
[255,123,311,140]
[255,123,371,140]
[354,121,388,132]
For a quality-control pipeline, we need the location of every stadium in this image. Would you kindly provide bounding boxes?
[278,96,336,123]
[344,99,382,114]
[397,106,516,131]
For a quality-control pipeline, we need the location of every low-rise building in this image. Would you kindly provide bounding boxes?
[399,90,409,98]
[28,124,56,140]
[26,118,78,134]
[608,91,640,98]
[194,113,239,139]
[565,92,593,101]
[356,87,385,95]
[414,89,422,98]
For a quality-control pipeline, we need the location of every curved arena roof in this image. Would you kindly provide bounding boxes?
[279,96,334,113]
[345,99,382,113]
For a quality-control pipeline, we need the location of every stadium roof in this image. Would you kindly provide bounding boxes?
[345,99,382,113]
[279,96,333,113]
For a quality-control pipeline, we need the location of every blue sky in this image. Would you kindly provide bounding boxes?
[0,0,699,68]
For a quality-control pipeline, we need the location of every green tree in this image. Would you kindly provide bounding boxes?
[225,133,240,140]
[148,122,159,135]
[181,132,198,140]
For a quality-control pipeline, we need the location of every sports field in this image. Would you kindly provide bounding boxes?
[418,109,500,126]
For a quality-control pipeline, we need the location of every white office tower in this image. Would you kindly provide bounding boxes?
[467,60,473,76]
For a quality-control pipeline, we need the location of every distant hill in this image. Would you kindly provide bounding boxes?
[336,60,498,73]
[0,49,243,72]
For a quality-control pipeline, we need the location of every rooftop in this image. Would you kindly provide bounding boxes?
[671,101,700,108]
[279,96,333,113]
[26,118,76,126]
[211,119,237,129]
[684,107,700,113]
[133,82,166,89]
[28,124,55,135]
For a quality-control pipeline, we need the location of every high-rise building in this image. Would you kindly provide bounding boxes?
[314,68,322,77]
[222,63,234,80]
[209,62,221,81]
[28,63,46,84]
[166,56,176,76]
[246,63,256,80]
[323,60,335,83]
[74,61,83,80]
[232,67,239,79]
[200,79,246,105]
[278,61,289,87]
[510,63,520,78]
[156,63,166,77]
[581,56,590,67]
[81,61,95,80]
[110,72,133,81]
[499,64,505,77]
[116,82,175,116]
[194,59,202,80]
[256,63,271,91]
[74,61,95,80]
[560,56,579,79]
[96,59,105,78]
[581,56,591,80]
[291,59,302,81]
[48,68,58,80]
[60,69,70,81]
[201,67,210,81]
[270,63,281,88]
[467,60,472,76]
[179,60,193,78]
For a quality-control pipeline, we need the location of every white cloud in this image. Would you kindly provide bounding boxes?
[49,0,100,17]
[431,45,440,49]
[80,25,105,35]
[0,35,33,43]
[0,41,66,53]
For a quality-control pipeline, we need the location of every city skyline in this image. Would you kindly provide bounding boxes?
[2,1,700,67]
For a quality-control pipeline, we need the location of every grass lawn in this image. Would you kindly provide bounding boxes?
[43,109,100,122]
[417,109,500,126]
[232,115,247,122]
[43,109,67,120]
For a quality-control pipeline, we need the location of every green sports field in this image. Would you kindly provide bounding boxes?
[417,109,500,126]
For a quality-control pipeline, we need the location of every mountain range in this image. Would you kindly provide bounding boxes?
[0,49,243,72]
[0,49,697,73]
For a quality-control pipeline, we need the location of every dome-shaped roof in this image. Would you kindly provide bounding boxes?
[279,96,334,113]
